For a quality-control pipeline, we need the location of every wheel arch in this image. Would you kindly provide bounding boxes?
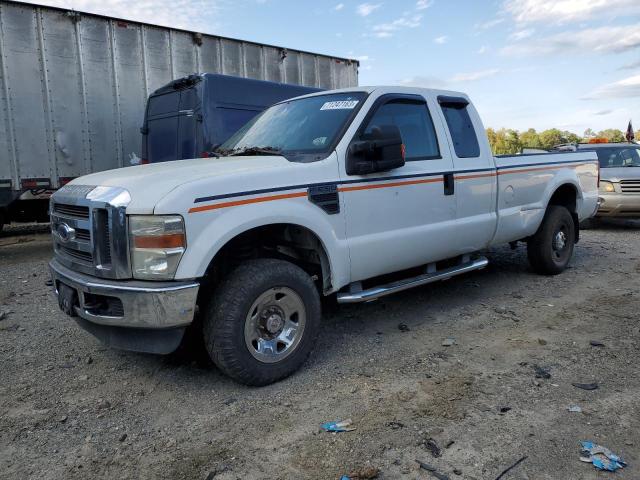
[195,221,337,296]
[545,182,581,242]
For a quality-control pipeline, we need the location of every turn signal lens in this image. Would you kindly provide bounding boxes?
[133,233,185,249]
[129,215,186,280]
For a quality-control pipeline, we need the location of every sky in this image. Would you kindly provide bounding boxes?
[32,0,640,135]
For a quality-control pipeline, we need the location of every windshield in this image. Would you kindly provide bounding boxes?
[595,146,640,168]
[218,92,367,160]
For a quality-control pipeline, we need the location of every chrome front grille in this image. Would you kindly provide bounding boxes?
[620,179,640,194]
[50,185,131,280]
[53,203,90,219]
[59,244,93,263]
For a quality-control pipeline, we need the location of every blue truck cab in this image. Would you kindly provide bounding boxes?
[141,73,321,163]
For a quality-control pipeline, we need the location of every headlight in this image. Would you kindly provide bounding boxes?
[599,181,615,193]
[129,215,186,280]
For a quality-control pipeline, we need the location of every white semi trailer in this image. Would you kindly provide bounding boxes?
[0,0,359,229]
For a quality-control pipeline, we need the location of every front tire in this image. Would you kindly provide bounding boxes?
[527,205,575,275]
[203,258,321,386]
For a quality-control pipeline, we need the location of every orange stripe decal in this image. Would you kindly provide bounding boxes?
[189,162,594,213]
[338,177,442,192]
[188,191,307,213]
[497,163,586,176]
[454,172,497,180]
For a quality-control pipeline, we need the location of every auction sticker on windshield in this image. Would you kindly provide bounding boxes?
[320,100,359,110]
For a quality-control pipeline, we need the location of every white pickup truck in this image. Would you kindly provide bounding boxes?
[49,87,599,385]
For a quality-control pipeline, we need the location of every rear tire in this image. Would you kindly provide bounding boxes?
[203,258,321,386]
[527,205,575,275]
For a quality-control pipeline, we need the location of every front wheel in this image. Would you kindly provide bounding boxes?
[203,258,321,386]
[527,205,576,275]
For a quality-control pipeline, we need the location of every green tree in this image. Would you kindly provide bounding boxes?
[486,127,498,153]
[597,129,625,142]
[583,128,596,140]
[538,129,565,149]
[520,128,540,148]
[561,131,581,144]
[488,128,522,155]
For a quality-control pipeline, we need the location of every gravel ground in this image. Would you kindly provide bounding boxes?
[0,220,639,480]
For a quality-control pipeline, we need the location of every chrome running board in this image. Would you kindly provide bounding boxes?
[336,256,489,304]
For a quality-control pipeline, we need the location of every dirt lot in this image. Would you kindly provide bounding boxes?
[1,221,639,480]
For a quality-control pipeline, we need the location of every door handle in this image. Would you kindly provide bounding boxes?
[443,173,454,196]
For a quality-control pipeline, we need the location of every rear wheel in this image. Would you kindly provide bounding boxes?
[203,258,321,386]
[527,205,575,275]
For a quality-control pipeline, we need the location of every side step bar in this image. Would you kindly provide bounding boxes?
[336,256,489,304]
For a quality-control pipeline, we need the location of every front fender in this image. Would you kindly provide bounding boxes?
[174,197,351,291]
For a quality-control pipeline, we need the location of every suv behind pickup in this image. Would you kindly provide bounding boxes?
[49,87,599,385]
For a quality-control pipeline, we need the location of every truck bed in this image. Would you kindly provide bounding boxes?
[491,150,599,245]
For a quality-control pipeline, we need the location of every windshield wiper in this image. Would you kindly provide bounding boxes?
[227,146,282,157]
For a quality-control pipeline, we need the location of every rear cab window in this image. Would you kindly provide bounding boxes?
[438,96,480,158]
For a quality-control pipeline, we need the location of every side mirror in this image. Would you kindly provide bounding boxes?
[346,124,405,175]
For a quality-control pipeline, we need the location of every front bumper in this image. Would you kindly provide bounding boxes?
[596,193,640,217]
[50,259,199,353]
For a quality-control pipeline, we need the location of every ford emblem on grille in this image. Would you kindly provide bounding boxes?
[55,223,76,243]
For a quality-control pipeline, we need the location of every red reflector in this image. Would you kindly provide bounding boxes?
[140,158,149,165]
[59,177,76,186]
[401,144,406,160]
[201,151,210,158]
[21,178,51,189]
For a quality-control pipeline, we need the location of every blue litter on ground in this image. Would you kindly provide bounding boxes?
[321,419,355,433]
[580,441,627,472]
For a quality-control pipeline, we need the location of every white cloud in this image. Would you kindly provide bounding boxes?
[334,3,344,10]
[400,75,447,88]
[416,0,433,10]
[509,28,535,41]
[34,0,224,32]
[433,35,448,44]
[476,17,505,30]
[450,68,500,82]
[356,3,381,16]
[502,25,640,56]
[504,0,640,25]
[477,45,488,54]
[372,14,422,38]
[583,74,640,99]
[620,60,640,70]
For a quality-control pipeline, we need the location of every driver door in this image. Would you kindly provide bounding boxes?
[340,93,458,282]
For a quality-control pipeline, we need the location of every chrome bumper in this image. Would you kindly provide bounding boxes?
[49,259,199,329]
[597,193,640,217]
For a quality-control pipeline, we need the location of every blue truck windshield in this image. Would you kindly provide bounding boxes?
[219,92,367,160]
[595,147,640,168]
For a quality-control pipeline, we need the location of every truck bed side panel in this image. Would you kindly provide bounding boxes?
[491,152,599,245]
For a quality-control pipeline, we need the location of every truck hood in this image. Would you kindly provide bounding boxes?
[600,166,640,182]
[70,156,294,213]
